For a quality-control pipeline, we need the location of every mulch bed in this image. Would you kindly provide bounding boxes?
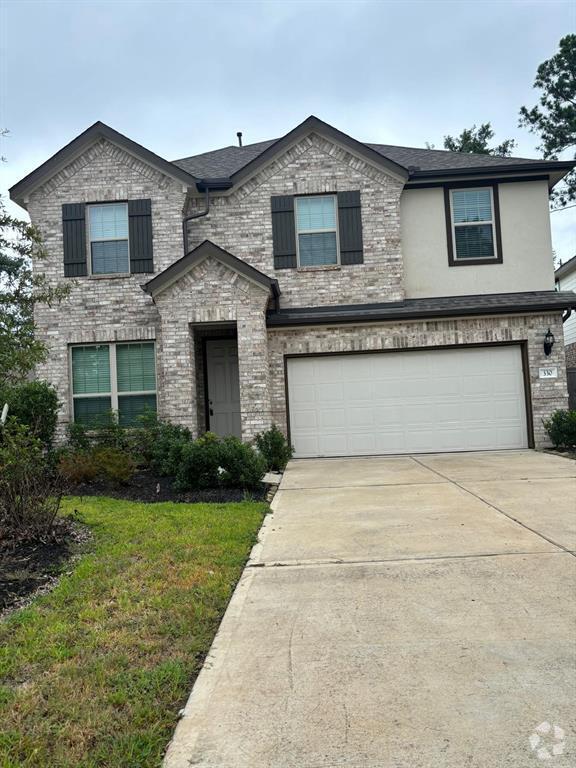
[0,519,90,616]
[64,469,267,504]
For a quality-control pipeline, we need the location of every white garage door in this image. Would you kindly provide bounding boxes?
[287,345,528,458]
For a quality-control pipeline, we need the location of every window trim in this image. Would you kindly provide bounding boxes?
[69,341,157,424]
[444,183,503,267]
[87,202,130,277]
[294,194,341,268]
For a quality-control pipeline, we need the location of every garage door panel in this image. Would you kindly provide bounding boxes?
[287,346,528,458]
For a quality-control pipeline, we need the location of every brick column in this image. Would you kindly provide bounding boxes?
[157,319,198,434]
[237,307,272,441]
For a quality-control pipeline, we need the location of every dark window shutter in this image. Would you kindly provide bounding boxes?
[271,196,297,269]
[62,203,87,277]
[337,191,363,265]
[128,199,153,273]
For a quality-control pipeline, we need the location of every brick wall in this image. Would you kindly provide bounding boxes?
[186,133,405,308]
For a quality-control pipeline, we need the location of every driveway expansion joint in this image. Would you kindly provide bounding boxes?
[410,456,576,558]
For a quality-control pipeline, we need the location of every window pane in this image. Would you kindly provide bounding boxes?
[451,189,492,223]
[118,394,157,427]
[454,224,495,259]
[116,343,156,392]
[299,232,338,266]
[296,196,336,231]
[89,203,128,240]
[72,345,110,394]
[73,396,112,426]
[91,240,129,274]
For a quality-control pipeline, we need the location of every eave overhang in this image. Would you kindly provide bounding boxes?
[9,121,199,209]
[266,291,576,328]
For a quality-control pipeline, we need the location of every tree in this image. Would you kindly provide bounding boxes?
[0,196,70,385]
[519,34,576,208]
[439,123,516,157]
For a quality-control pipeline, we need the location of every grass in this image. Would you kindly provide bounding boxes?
[0,496,267,767]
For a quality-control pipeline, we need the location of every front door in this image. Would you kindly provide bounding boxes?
[205,339,241,438]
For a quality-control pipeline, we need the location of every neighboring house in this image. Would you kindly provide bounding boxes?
[555,255,576,409]
[9,116,576,457]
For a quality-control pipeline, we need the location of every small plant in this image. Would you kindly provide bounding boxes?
[58,451,99,484]
[67,420,91,452]
[543,409,576,451]
[0,421,62,541]
[254,424,293,472]
[92,447,136,484]
[0,380,60,449]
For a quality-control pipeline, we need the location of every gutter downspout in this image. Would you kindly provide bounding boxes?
[182,187,210,256]
[562,309,572,323]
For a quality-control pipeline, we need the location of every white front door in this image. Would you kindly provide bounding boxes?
[206,339,241,438]
[287,345,529,458]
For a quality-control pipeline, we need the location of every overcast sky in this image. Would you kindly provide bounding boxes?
[1,0,574,262]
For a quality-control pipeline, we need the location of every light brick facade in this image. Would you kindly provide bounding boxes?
[23,130,571,449]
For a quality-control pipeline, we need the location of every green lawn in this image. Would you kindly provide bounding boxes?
[0,497,267,767]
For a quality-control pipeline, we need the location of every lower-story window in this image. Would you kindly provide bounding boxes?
[71,341,156,426]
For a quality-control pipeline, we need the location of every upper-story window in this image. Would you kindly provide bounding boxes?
[88,203,130,274]
[295,195,339,267]
[447,186,502,265]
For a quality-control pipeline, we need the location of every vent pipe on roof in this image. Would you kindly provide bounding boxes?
[237,132,243,147]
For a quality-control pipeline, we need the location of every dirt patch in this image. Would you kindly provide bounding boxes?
[0,520,90,616]
[65,469,267,504]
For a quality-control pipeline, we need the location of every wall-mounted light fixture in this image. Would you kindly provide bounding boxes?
[544,328,555,357]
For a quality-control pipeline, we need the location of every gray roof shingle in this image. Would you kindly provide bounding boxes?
[173,137,556,180]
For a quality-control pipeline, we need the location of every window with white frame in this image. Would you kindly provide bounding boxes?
[295,195,339,267]
[449,187,498,261]
[71,342,156,426]
[88,203,129,274]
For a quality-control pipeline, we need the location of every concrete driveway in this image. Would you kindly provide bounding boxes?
[165,451,576,768]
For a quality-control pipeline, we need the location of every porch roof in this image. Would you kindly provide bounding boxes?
[266,290,576,327]
[142,240,280,299]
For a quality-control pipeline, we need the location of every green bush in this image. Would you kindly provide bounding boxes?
[0,421,62,540]
[219,436,267,488]
[135,413,192,475]
[92,447,136,484]
[173,433,265,492]
[543,409,576,451]
[174,433,222,490]
[0,380,59,449]
[254,424,293,472]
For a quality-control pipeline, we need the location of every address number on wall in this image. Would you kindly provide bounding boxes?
[539,367,558,379]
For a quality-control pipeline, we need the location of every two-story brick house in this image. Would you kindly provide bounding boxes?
[9,116,576,457]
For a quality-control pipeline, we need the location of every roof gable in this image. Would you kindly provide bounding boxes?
[10,122,198,208]
[142,240,280,298]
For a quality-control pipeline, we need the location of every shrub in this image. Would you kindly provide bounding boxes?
[136,414,192,475]
[174,433,222,491]
[219,436,266,489]
[58,446,136,486]
[57,451,99,484]
[254,424,293,472]
[92,447,136,484]
[173,433,265,492]
[0,422,62,541]
[66,420,91,452]
[0,380,59,449]
[543,409,576,451]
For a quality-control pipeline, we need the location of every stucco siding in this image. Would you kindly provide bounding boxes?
[401,180,555,298]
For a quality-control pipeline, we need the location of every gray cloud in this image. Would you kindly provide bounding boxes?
[1,0,574,259]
